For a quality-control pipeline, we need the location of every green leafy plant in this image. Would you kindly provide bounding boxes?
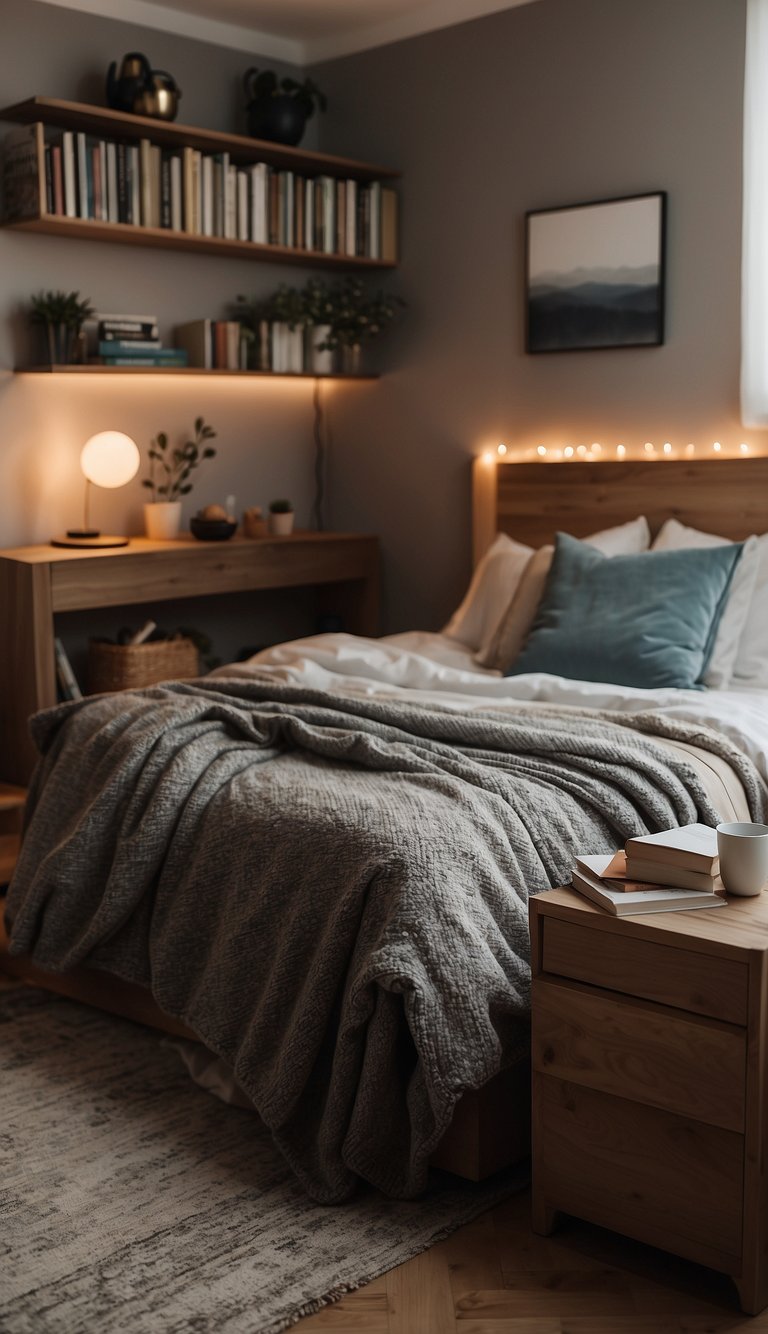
[317,279,405,351]
[143,417,217,502]
[245,70,327,119]
[29,290,94,330]
[269,498,293,513]
[236,278,405,343]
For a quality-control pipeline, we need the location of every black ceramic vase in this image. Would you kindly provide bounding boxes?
[247,95,308,146]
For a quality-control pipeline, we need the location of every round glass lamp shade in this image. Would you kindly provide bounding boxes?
[80,432,140,488]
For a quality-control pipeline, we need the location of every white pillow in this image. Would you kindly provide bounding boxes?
[475,516,652,671]
[652,519,763,688]
[443,533,533,649]
[445,516,651,654]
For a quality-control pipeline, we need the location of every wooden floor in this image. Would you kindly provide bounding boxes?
[0,975,761,1333]
[297,1187,762,1333]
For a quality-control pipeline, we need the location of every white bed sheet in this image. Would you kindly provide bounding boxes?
[216,631,768,787]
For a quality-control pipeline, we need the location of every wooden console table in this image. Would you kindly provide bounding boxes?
[0,532,379,785]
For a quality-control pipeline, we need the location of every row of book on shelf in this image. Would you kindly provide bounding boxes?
[2,123,398,261]
[85,313,336,374]
[570,822,725,915]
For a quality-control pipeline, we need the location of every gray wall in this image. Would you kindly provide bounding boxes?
[0,0,321,555]
[0,0,755,643]
[314,0,753,632]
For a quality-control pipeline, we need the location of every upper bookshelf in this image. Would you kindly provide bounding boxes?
[0,98,400,270]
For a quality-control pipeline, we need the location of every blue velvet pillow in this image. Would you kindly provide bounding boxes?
[505,532,743,689]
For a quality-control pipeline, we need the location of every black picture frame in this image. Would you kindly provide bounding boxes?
[525,191,667,353]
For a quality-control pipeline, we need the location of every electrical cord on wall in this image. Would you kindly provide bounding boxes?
[311,377,327,532]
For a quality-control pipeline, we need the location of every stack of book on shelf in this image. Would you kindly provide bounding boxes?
[571,823,725,915]
[174,319,247,371]
[2,124,398,262]
[87,313,188,368]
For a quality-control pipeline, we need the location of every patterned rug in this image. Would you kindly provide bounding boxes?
[0,987,527,1334]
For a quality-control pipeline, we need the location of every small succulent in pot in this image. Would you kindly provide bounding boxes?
[243,67,327,146]
[268,498,294,536]
[29,289,94,365]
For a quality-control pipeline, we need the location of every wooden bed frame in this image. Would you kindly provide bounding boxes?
[3,455,766,1181]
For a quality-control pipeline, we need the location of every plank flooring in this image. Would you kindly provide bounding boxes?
[298,1189,763,1333]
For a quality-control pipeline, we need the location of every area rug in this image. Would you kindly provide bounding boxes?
[0,987,527,1334]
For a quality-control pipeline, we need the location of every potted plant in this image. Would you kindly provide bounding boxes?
[243,68,326,146]
[319,279,406,374]
[302,279,336,374]
[29,290,94,365]
[268,498,294,536]
[142,417,217,539]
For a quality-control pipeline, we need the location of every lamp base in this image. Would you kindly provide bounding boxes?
[51,532,131,549]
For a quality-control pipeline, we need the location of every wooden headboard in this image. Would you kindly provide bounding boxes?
[472,458,768,564]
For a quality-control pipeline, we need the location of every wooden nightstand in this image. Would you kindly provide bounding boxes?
[530,886,768,1314]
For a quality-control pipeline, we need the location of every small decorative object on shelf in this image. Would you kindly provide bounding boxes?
[190,503,237,541]
[30,289,93,365]
[106,52,182,121]
[268,498,294,536]
[142,416,217,540]
[243,68,326,146]
[242,506,268,539]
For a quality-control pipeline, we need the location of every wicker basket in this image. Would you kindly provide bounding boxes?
[88,637,199,694]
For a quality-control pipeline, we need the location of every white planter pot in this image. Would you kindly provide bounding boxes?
[144,501,182,540]
[268,511,295,536]
[305,325,335,375]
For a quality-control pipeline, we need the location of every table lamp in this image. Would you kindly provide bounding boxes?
[51,431,140,549]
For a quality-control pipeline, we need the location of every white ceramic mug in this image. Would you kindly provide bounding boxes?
[717,822,768,897]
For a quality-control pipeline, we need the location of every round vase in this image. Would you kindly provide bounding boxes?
[247,95,308,146]
[144,501,182,540]
[268,511,295,536]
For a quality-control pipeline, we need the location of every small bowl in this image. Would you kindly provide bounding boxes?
[190,516,237,542]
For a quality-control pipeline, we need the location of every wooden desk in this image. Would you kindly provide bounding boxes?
[530,885,768,1314]
[0,532,379,784]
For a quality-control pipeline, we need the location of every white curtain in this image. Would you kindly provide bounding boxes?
[742,0,768,425]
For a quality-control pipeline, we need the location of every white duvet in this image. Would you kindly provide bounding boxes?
[216,630,768,788]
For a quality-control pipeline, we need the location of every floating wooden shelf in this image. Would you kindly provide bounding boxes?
[2,213,395,269]
[0,98,400,268]
[16,364,379,380]
[0,97,400,182]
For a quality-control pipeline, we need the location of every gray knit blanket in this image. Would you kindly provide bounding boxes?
[6,677,765,1201]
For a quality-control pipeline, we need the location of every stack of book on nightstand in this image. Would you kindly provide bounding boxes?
[571,823,725,915]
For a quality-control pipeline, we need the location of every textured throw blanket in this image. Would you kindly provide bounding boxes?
[6,677,765,1201]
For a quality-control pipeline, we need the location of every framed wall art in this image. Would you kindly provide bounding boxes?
[525,192,667,353]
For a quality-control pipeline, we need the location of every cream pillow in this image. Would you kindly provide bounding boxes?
[443,533,533,649]
[476,515,651,670]
[652,518,763,688]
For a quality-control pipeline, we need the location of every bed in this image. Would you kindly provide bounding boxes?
[4,456,768,1203]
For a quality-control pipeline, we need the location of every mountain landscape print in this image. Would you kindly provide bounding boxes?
[526,194,665,352]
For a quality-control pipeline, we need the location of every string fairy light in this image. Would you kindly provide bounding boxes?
[479,437,758,464]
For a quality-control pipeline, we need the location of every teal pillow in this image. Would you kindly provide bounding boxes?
[505,532,743,689]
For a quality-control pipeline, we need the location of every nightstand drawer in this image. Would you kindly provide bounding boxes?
[535,1075,744,1268]
[541,916,748,1024]
[532,977,746,1132]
